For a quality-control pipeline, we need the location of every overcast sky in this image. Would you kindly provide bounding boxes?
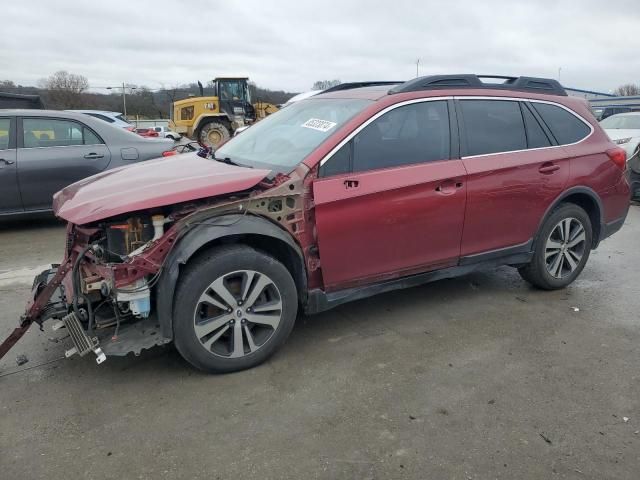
[2,0,639,93]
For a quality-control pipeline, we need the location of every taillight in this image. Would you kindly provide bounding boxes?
[125,126,135,132]
[606,147,627,170]
[162,150,177,157]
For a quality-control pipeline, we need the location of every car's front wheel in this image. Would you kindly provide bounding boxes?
[518,203,592,290]
[173,245,298,373]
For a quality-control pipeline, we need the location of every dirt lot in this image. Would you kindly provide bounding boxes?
[1,207,639,480]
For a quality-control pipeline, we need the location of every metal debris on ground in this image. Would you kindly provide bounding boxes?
[623,417,629,423]
[15,354,28,366]
[571,307,580,312]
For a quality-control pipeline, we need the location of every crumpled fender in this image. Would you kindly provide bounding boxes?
[155,214,306,339]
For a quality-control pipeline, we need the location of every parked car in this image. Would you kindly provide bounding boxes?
[17,75,630,374]
[69,110,135,131]
[0,109,174,217]
[600,112,640,198]
[135,127,160,138]
[591,106,632,121]
[149,125,181,140]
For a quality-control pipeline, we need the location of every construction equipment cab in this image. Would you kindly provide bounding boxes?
[169,77,257,147]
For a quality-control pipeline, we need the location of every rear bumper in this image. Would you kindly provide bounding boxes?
[600,203,630,243]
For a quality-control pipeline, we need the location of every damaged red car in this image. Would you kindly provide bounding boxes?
[3,75,631,373]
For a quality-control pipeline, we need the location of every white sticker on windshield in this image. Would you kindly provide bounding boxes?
[301,118,337,132]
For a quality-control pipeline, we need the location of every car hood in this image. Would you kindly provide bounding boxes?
[603,128,640,141]
[53,153,270,224]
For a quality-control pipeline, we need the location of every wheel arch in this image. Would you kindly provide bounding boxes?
[156,214,307,339]
[536,186,603,249]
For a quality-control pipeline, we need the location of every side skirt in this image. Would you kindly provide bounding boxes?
[305,248,533,315]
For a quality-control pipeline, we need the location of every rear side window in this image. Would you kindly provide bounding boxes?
[352,100,450,172]
[531,103,591,145]
[522,104,551,148]
[460,100,526,156]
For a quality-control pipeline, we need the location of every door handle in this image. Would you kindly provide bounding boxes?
[344,179,359,189]
[84,153,104,159]
[539,163,560,174]
[435,180,463,194]
[0,158,15,165]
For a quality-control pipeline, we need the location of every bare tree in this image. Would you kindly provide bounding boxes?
[39,70,89,108]
[312,79,341,90]
[613,84,640,96]
[0,80,16,90]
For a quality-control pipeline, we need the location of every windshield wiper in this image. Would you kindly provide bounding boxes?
[212,153,252,168]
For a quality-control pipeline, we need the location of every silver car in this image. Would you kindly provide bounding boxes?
[0,109,174,217]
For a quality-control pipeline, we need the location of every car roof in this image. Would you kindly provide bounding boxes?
[313,85,401,101]
[69,110,124,116]
[0,109,119,119]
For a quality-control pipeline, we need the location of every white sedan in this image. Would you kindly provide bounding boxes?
[601,112,640,163]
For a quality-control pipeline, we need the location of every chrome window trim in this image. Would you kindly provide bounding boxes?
[318,96,451,166]
[19,143,106,151]
[456,96,594,159]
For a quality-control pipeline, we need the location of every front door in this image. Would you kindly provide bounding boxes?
[313,100,467,291]
[0,117,22,214]
[17,116,111,211]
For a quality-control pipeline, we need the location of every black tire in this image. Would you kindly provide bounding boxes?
[173,245,298,373]
[196,120,230,148]
[518,203,593,290]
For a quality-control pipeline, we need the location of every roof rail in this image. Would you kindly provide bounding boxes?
[322,81,403,93]
[389,75,567,96]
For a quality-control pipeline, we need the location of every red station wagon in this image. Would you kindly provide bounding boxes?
[1,75,630,373]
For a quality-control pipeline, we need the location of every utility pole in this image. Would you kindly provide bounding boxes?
[106,83,136,119]
[558,67,562,83]
[416,59,420,78]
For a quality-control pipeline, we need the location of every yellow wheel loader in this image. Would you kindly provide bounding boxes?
[168,77,278,148]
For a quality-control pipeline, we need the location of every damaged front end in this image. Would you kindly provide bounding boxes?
[0,163,316,365]
[1,216,178,364]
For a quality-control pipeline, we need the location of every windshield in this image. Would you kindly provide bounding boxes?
[218,80,250,102]
[600,115,640,129]
[215,97,372,173]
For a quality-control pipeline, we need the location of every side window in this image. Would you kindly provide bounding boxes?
[23,118,103,147]
[83,127,104,145]
[0,118,11,150]
[522,103,551,148]
[460,100,526,156]
[352,101,450,172]
[319,142,351,177]
[531,103,591,145]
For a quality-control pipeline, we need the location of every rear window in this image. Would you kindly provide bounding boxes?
[532,103,591,145]
[600,115,640,130]
[460,100,526,156]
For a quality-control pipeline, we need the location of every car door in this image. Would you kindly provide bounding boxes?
[17,116,111,211]
[0,116,22,214]
[457,98,570,257]
[312,99,468,291]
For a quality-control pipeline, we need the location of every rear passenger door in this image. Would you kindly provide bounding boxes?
[17,117,111,211]
[457,98,573,257]
[312,99,468,290]
[0,116,22,214]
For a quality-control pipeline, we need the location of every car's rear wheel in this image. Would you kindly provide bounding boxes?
[173,245,298,373]
[518,203,592,290]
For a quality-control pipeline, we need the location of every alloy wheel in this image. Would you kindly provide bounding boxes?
[544,217,587,279]
[193,270,283,358]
